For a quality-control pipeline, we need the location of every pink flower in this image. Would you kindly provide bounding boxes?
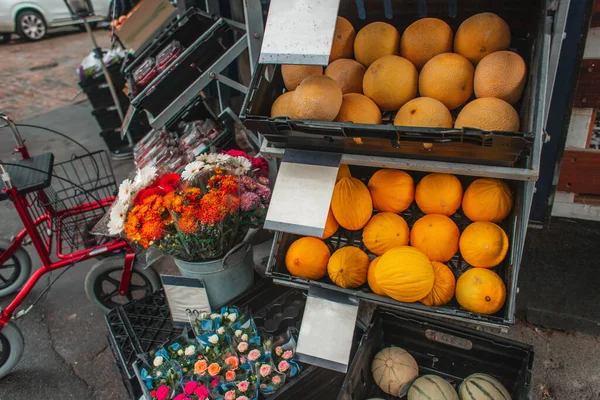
[237,380,250,392]
[278,360,290,372]
[237,397,249,400]
[240,192,261,211]
[211,379,219,387]
[240,356,247,364]
[224,390,237,400]
[237,342,249,353]
[282,350,293,360]
[260,384,267,389]
[272,374,282,385]
[247,349,261,361]
[259,364,272,377]
[184,381,198,395]
[195,385,209,400]
[275,346,283,356]
[174,395,190,400]
[256,184,271,202]
[155,385,169,400]
[225,370,236,382]
[258,176,269,186]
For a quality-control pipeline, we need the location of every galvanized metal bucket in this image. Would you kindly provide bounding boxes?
[173,241,254,309]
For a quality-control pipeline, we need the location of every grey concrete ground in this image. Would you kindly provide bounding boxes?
[0,103,598,400]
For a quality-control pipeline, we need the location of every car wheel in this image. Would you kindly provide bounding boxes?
[0,34,10,44]
[17,10,46,41]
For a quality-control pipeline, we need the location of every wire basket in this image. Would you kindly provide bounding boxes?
[43,151,118,255]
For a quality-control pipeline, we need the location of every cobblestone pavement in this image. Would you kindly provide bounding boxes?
[0,28,112,121]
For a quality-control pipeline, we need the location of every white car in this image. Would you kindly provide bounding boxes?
[0,0,110,42]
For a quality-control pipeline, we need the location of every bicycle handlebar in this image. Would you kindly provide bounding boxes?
[0,113,26,150]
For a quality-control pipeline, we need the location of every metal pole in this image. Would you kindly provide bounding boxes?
[83,17,134,146]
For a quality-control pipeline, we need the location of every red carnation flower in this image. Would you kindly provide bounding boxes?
[159,173,181,192]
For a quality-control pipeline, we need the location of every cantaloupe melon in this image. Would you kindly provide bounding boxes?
[372,347,419,396]
[325,58,366,94]
[281,64,323,91]
[459,373,512,400]
[474,51,527,105]
[335,93,382,124]
[329,16,355,63]
[291,75,343,122]
[394,97,453,128]
[454,13,511,65]
[454,98,519,132]
[408,375,459,400]
[354,22,400,67]
[363,55,418,111]
[419,53,474,110]
[270,91,295,118]
[400,18,454,70]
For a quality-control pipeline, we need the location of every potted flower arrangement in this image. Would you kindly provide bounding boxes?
[106,151,271,307]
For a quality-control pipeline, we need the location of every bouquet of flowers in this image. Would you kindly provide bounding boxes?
[103,151,271,262]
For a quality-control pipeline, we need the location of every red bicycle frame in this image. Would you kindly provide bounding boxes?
[0,115,134,329]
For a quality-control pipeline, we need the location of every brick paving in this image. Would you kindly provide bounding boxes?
[0,28,112,121]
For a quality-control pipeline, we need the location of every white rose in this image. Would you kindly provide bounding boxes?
[210,313,221,320]
[241,334,249,341]
[177,349,184,356]
[184,346,195,356]
[217,327,225,335]
[208,334,219,344]
[235,330,242,337]
[227,314,237,322]
[153,356,163,367]
[223,312,229,318]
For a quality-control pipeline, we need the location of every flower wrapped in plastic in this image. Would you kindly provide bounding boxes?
[140,349,183,396]
[270,328,302,378]
[255,362,286,395]
[167,337,200,374]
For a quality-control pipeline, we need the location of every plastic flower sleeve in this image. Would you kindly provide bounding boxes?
[270,328,302,378]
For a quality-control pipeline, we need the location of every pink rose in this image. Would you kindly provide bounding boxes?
[260,384,267,389]
[240,356,247,364]
[195,385,209,400]
[272,375,281,385]
[224,390,237,400]
[184,381,198,395]
[248,349,261,361]
[282,350,293,360]
[259,364,272,377]
[225,370,236,382]
[237,397,249,400]
[278,360,289,372]
[237,342,249,353]
[174,395,190,400]
[155,385,169,400]
[275,346,283,356]
[211,379,219,387]
[237,380,250,392]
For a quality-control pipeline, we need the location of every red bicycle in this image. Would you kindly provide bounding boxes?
[0,114,161,378]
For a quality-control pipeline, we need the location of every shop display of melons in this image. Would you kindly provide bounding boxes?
[284,167,515,316]
[368,347,513,400]
[270,12,527,133]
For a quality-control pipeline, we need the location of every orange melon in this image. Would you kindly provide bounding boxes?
[368,169,415,213]
[270,91,295,118]
[285,237,330,280]
[362,212,410,256]
[354,22,400,67]
[329,16,355,63]
[327,246,369,288]
[462,178,513,222]
[415,173,463,216]
[459,221,509,268]
[394,97,453,128]
[367,257,386,296]
[281,64,323,91]
[334,93,382,124]
[474,50,527,105]
[400,18,453,70]
[321,208,339,239]
[291,75,343,122]
[410,214,459,262]
[325,58,366,94]
[419,53,474,110]
[363,55,418,111]
[454,12,511,65]
[455,268,506,314]
[419,261,456,307]
[454,98,519,132]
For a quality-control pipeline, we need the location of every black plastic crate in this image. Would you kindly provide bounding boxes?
[93,105,149,132]
[83,82,131,110]
[79,63,126,92]
[339,309,534,399]
[240,0,548,168]
[126,9,236,117]
[100,124,149,154]
[267,166,525,327]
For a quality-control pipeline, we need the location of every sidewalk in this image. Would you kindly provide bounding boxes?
[0,103,599,399]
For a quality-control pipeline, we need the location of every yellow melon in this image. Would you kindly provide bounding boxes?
[462,178,513,222]
[367,257,386,296]
[354,22,400,67]
[419,261,456,307]
[336,164,351,182]
[394,97,453,128]
[454,12,511,65]
[335,93,382,124]
[368,169,414,213]
[329,16,356,63]
[454,98,519,132]
[455,268,506,314]
[419,53,474,110]
[321,208,339,239]
[291,75,343,122]
[281,64,323,91]
[270,91,295,118]
[362,212,410,256]
[285,237,330,280]
[400,18,453,70]
[410,214,460,262]
[415,173,463,216]
[325,58,366,94]
[459,221,509,268]
[363,55,418,111]
[474,51,527,105]
[327,246,369,289]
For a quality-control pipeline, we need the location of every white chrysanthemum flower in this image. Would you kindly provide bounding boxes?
[108,217,124,236]
[182,161,205,181]
[153,356,163,367]
[133,165,157,189]
[117,179,135,203]
[184,346,195,356]
[208,334,219,344]
[108,201,127,234]
[196,153,209,162]
[215,154,230,164]
[231,156,251,175]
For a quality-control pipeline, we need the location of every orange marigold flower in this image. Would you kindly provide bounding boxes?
[178,213,198,234]
[141,220,165,240]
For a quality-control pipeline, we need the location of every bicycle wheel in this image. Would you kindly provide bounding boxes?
[84,256,161,313]
[0,322,24,380]
[0,241,32,297]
